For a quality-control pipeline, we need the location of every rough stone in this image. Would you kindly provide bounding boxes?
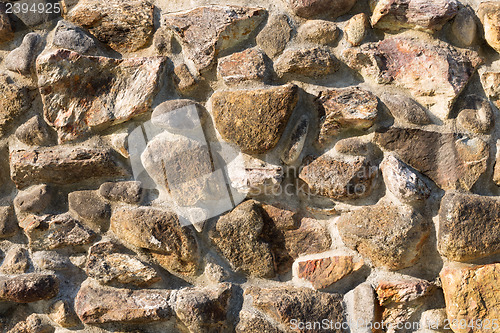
[52,20,100,55]
[218,48,269,85]
[15,116,51,147]
[74,281,172,324]
[0,3,14,44]
[5,33,42,75]
[32,251,72,271]
[68,190,110,232]
[151,99,206,134]
[281,115,309,164]
[287,0,357,18]
[342,33,482,120]
[23,213,96,251]
[0,74,30,137]
[7,313,54,333]
[478,2,500,53]
[0,274,59,303]
[440,263,500,333]
[48,300,80,328]
[381,153,431,203]
[153,26,174,55]
[65,0,154,52]
[99,181,143,204]
[334,137,373,156]
[438,192,500,261]
[236,310,285,333]
[10,146,128,189]
[274,47,339,78]
[110,206,200,276]
[296,20,339,45]
[0,206,18,239]
[456,95,494,134]
[211,84,298,154]
[344,283,377,333]
[14,184,52,214]
[316,86,378,145]
[337,201,430,270]
[174,283,234,332]
[256,14,292,59]
[495,141,500,186]
[299,155,377,200]
[0,247,30,274]
[450,6,477,47]
[374,128,489,191]
[246,286,345,332]
[86,241,160,287]
[370,0,458,32]
[345,13,369,46]
[164,5,266,72]
[380,93,431,125]
[173,64,197,94]
[481,71,500,109]
[297,256,364,289]
[36,49,166,143]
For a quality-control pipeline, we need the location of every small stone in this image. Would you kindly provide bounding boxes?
[374,128,489,191]
[478,2,500,53]
[164,5,266,72]
[65,0,154,52]
[287,0,357,18]
[99,181,143,204]
[151,99,206,134]
[296,20,339,45]
[495,141,500,186]
[256,14,292,59]
[450,6,477,47]
[316,86,379,145]
[334,137,373,156]
[438,192,500,261]
[10,146,128,189]
[380,93,431,125]
[236,310,284,333]
[456,95,494,134]
[370,0,458,32]
[15,116,51,146]
[36,49,167,143]
[32,251,72,271]
[48,300,80,328]
[218,48,269,85]
[68,190,110,232]
[174,283,234,332]
[0,273,59,303]
[0,247,29,274]
[481,71,500,109]
[86,241,160,287]
[299,155,377,200]
[345,13,369,46]
[337,201,430,270]
[110,206,200,276]
[211,84,298,154]
[419,309,449,332]
[14,184,52,214]
[344,283,377,333]
[281,115,309,164]
[23,213,96,251]
[381,153,430,203]
[297,256,364,289]
[174,64,197,93]
[0,206,18,239]
[245,286,345,332]
[440,263,500,333]
[153,26,174,55]
[274,47,339,77]
[52,20,100,55]
[74,281,172,324]
[7,313,54,333]
[0,74,30,137]
[0,3,14,44]
[5,33,42,75]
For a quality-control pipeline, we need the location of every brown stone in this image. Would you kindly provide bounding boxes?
[345,13,369,46]
[287,0,357,18]
[48,300,80,328]
[495,141,500,186]
[374,128,489,191]
[14,184,52,214]
[173,64,197,94]
[68,190,110,232]
[110,206,200,276]
[99,181,143,204]
[342,32,482,120]
[478,2,500,53]
[296,20,339,45]
[256,14,292,59]
[164,5,266,72]
[274,47,339,78]
[236,310,285,333]
[36,49,166,143]
[281,115,309,165]
[282,217,332,261]
[0,206,18,239]
[0,247,29,274]
[218,48,269,85]
[440,263,500,333]
[0,74,30,137]
[456,95,494,134]
[370,0,458,32]
[15,116,51,147]
[316,86,379,145]
[211,84,298,154]
[481,71,500,109]
[337,201,430,270]
[7,313,54,333]
[0,274,59,303]
[10,146,128,189]
[0,3,14,44]
[74,281,172,324]
[334,137,373,156]
[65,0,154,52]
[450,6,477,47]
[380,92,431,125]
[297,256,364,289]
[299,155,377,200]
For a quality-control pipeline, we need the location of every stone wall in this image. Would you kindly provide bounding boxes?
[0,0,499,331]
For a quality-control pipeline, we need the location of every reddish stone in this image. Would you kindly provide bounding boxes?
[218,48,269,85]
[297,256,364,289]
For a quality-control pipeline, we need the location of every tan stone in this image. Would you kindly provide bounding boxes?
[218,48,269,85]
[287,0,357,18]
[256,14,292,59]
[296,20,339,45]
[297,256,364,289]
[0,3,14,44]
[345,13,369,46]
[274,47,339,78]
[478,2,500,53]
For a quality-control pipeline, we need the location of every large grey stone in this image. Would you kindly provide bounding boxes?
[52,20,100,55]
[5,33,42,75]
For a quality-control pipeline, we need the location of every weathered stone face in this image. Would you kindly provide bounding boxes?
[296,20,339,45]
[380,93,430,125]
[0,274,59,303]
[0,74,30,137]
[15,116,51,147]
[236,310,285,333]
[256,14,292,59]
[297,256,364,289]
[274,47,339,77]
[65,0,155,52]
[218,48,269,85]
[0,205,19,239]
[211,84,298,154]
[36,49,166,143]
[68,190,110,232]
[163,5,266,73]
[478,2,500,54]
[4,33,41,75]
[345,13,369,46]
[456,95,494,134]
[482,71,500,109]
[287,0,357,18]
[440,263,500,333]
[0,247,29,274]
[0,3,14,44]
[53,20,100,55]
[99,181,143,204]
